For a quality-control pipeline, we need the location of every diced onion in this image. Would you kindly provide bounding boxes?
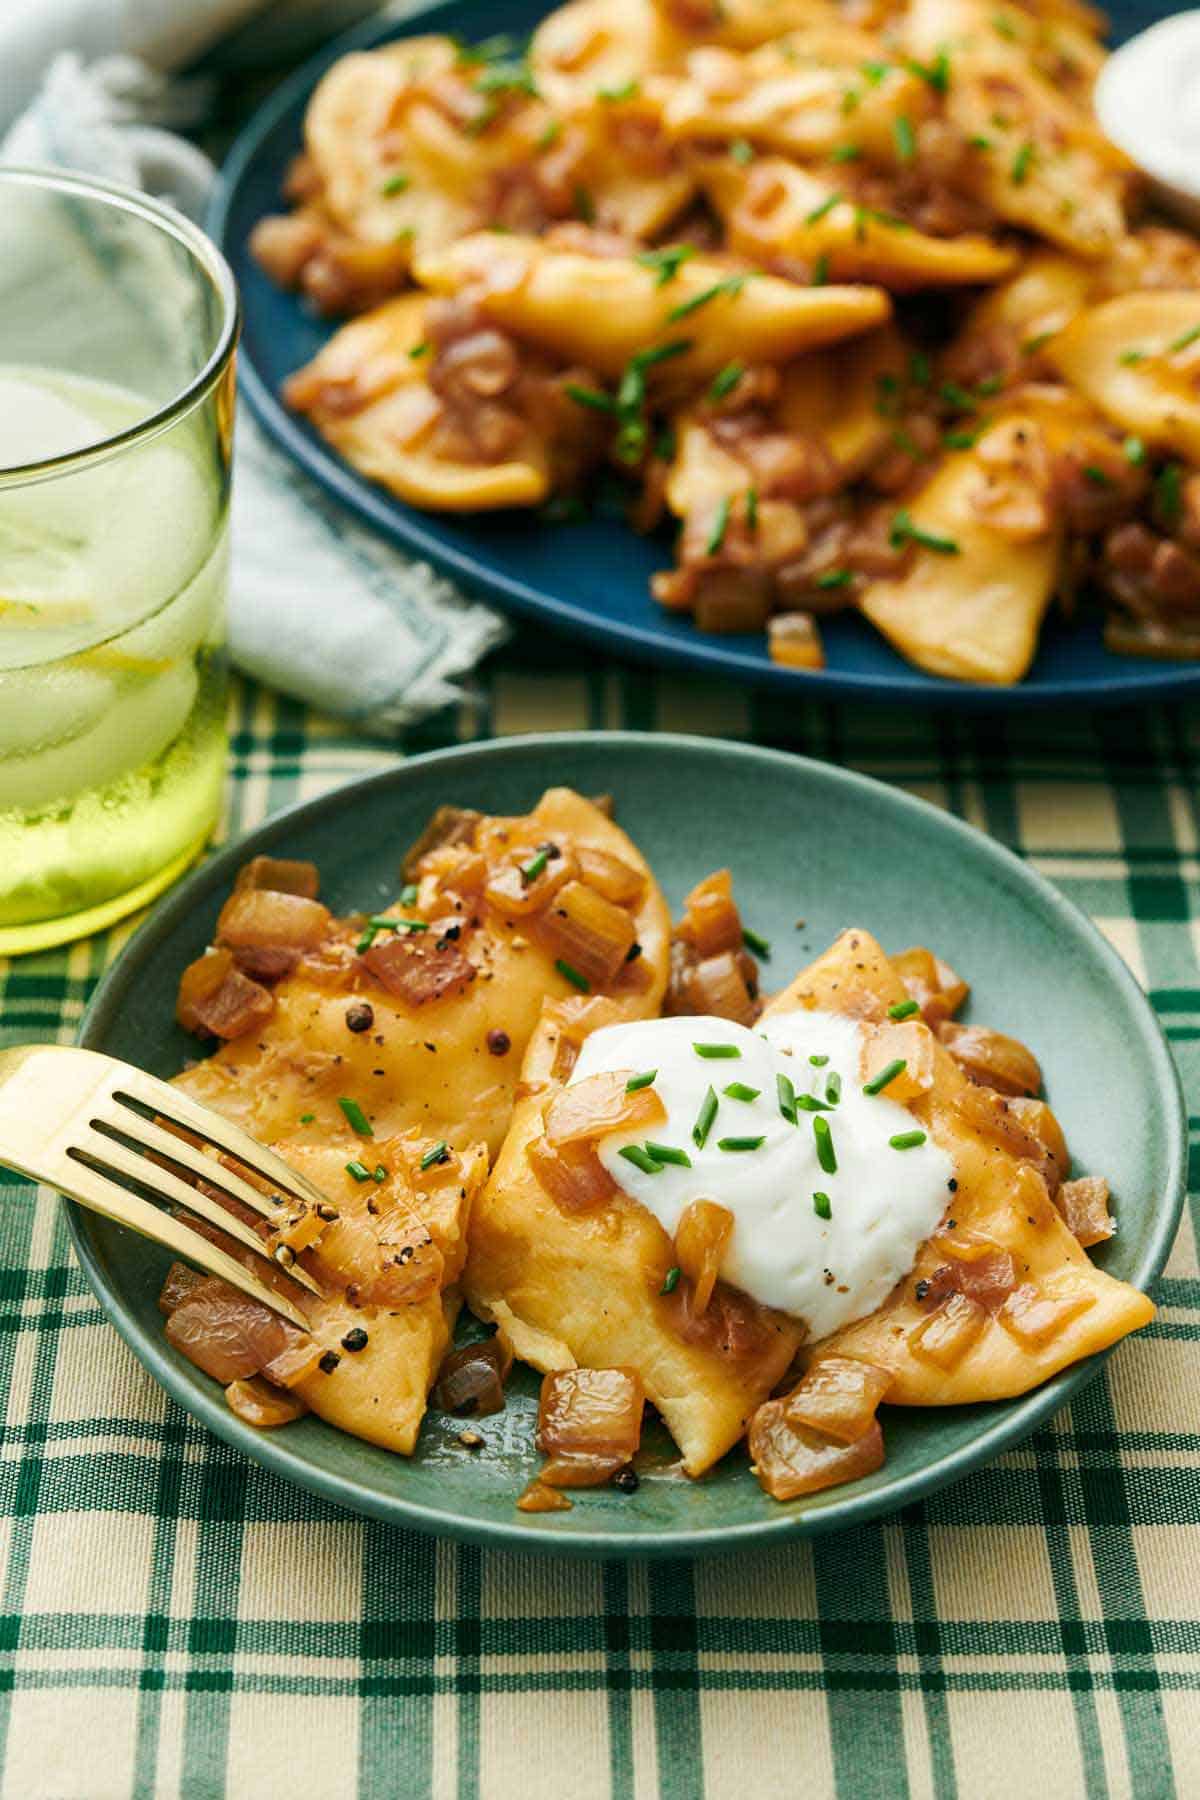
[361,935,477,1005]
[938,1020,1042,1097]
[527,1135,619,1213]
[176,949,275,1040]
[784,1356,892,1444]
[234,856,320,899]
[545,1070,666,1146]
[749,1404,884,1500]
[533,881,638,986]
[1056,1175,1116,1248]
[224,1376,309,1428]
[907,1291,988,1369]
[677,870,744,959]
[997,1283,1096,1347]
[890,948,969,1025]
[859,1019,936,1102]
[433,1339,507,1416]
[536,1366,645,1487]
[216,888,332,953]
[673,1198,734,1315]
[576,848,646,907]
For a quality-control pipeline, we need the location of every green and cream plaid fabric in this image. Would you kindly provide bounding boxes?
[0,637,1197,1800]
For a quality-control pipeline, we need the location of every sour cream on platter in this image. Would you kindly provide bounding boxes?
[570,1011,954,1341]
[1097,14,1200,223]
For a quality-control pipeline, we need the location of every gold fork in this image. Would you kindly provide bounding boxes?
[0,1044,331,1329]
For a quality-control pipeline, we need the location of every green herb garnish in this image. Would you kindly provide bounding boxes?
[890,509,960,555]
[694,1041,741,1058]
[338,1097,373,1137]
[345,1160,372,1183]
[706,496,732,556]
[1168,323,1200,354]
[742,925,770,957]
[661,1266,681,1294]
[831,144,862,163]
[813,1115,837,1174]
[1010,141,1034,185]
[805,192,842,226]
[598,78,639,101]
[626,1070,657,1092]
[381,172,411,196]
[816,568,853,590]
[723,1081,761,1102]
[620,1144,663,1175]
[566,383,618,414]
[710,362,745,401]
[812,1190,832,1220]
[888,998,920,1019]
[1157,461,1184,527]
[667,274,746,323]
[420,1141,451,1170]
[809,1054,829,1067]
[692,1085,719,1149]
[777,1073,798,1124]
[300,1112,315,1124]
[521,847,550,883]
[645,1142,692,1167]
[1123,435,1146,467]
[893,116,916,163]
[635,245,696,286]
[889,1130,927,1150]
[730,138,754,165]
[555,958,590,991]
[825,1071,842,1104]
[718,1135,765,1152]
[863,1058,907,1095]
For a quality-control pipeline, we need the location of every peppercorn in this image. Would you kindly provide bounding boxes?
[345,1002,375,1033]
[318,1350,341,1374]
[341,1327,369,1353]
[487,1028,511,1056]
[613,1466,639,1494]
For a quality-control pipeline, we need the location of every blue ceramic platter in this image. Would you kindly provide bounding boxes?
[210,0,1198,708]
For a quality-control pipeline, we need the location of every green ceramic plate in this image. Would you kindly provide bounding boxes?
[75,733,1185,1556]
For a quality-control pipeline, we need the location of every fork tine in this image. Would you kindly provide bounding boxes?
[93,1100,290,1224]
[75,1127,324,1300]
[117,1068,335,1213]
[58,1154,311,1329]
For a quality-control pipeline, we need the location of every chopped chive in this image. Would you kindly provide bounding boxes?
[408,341,430,360]
[940,380,977,413]
[537,118,562,149]
[626,1069,657,1092]
[299,1112,315,1124]
[661,1265,681,1293]
[723,1081,761,1102]
[889,1130,927,1150]
[710,361,745,401]
[825,1071,842,1104]
[667,274,746,323]
[861,58,889,84]
[816,568,853,590]
[863,1057,907,1095]
[812,251,830,286]
[372,1165,388,1182]
[645,1142,692,1167]
[345,1159,372,1183]
[1010,141,1034,185]
[1156,462,1183,527]
[400,883,419,905]
[692,1085,719,1148]
[1118,347,1146,366]
[629,338,693,373]
[420,1140,451,1170]
[566,382,618,414]
[831,143,862,162]
[634,245,696,286]
[368,914,428,932]
[381,172,411,195]
[555,958,590,991]
[809,1053,829,1067]
[730,137,754,165]
[968,133,993,150]
[597,77,639,100]
[893,115,916,163]
[812,1190,832,1220]
[889,998,920,1019]
[943,428,980,450]
[813,1115,837,1174]
[1168,323,1200,354]
[795,1093,834,1112]
[1123,435,1146,467]
[356,928,378,954]
[1084,464,1112,487]
[746,486,759,531]
[1022,330,1055,356]
[338,1097,373,1137]
[742,925,771,957]
[718,1135,765,1152]
[841,86,861,115]
[521,847,550,883]
[777,1072,798,1124]
[907,49,950,91]
[694,1042,741,1058]
[706,496,732,556]
[805,191,842,225]
[620,1143,664,1175]
[890,509,960,555]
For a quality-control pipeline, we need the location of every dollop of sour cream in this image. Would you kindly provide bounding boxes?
[571,1010,954,1341]
[1097,14,1200,217]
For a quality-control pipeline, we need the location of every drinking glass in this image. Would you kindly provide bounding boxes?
[0,168,239,955]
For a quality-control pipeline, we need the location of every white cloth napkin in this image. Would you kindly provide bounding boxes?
[0,2,508,735]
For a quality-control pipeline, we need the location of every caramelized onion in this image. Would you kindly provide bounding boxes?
[163,1275,318,1386]
[158,1261,205,1315]
[234,856,319,899]
[484,847,576,917]
[663,1279,778,1364]
[576,848,646,907]
[361,934,476,1005]
[534,881,638,987]
[225,1376,309,1428]
[545,1071,666,1147]
[1006,1097,1069,1196]
[668,947,757,1024]
[997,1283,1096,1348]
[217,889,331,955]
[768,612,826,671]
[750,1404,884,1501]
[784,1357,892,1444]
[924,1250,1017,1312]
[673,1198,734,1315]
[938,1020,1042,1097]
[433,1339,507,1417]
[516,1480,573,1513]
[536,1367,645,1487]
[176,949,275,1040]
[1056,1175,1115,1248]
[891,948,969,1025]
[677,870,743,958]
[527,1135,618,1214]
[907,1291,988,1369]
[403,805,483,881]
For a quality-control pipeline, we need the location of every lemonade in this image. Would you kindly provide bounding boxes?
[0,368,229,940]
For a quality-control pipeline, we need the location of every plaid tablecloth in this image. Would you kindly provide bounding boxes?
[0,637,1197,1800]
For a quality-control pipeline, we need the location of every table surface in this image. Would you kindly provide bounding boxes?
[0,638,1197,1800]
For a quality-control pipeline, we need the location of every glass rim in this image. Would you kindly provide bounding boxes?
[0,165,240,488]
